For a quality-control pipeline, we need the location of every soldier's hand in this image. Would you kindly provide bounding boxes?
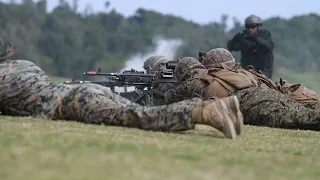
[245,33,258,40]
[234,31,244,40]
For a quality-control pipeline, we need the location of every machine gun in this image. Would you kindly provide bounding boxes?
[82,68,175,87]
[64,68,176,106]
[63,79,122,92]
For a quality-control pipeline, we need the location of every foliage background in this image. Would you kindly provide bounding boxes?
[1,1,320,82]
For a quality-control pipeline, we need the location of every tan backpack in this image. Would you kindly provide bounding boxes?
[196,68,259,98]
[277,78,320,103]
[244,65,279,90]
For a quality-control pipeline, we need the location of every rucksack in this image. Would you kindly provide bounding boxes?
[277,78,320,103]
[244,65,279,91]
[196,68,258,98]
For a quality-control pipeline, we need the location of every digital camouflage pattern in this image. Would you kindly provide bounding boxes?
[165,58,320,130]
[203,48,236,69]
[151,82,176,106]
[165,57,207,103]
[164,68,207,104]
[235,87,320,130]
[174,57,205,83]
[0,58,242,137]
[202,48,320,106]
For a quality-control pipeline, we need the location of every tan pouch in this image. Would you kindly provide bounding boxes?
[280,83,320,103]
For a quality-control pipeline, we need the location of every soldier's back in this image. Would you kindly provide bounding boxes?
[0,60,55,116]
[0,60,133,117]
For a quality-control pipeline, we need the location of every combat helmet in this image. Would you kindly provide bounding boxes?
[0,37,16,61]
[244,15,262,28]
[143,56,167,72]
[203,48,235,69]
[175,57,205,83]
[151,56,170,72]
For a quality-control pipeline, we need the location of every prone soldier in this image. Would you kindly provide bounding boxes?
[0,39,244,139]
[164,48,320,131]
[142,56,176,105]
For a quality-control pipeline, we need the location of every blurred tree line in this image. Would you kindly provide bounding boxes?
[1,0,320,78]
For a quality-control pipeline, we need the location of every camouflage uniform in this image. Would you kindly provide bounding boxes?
[0,40,243,139]
[164,57,206,104]
[235,87,320,130]
[203,48,320,108]
[143,56,176,106]
[165,51,320,130]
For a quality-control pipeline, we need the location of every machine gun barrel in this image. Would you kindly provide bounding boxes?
[63,80,122,87]
[83,71,157,77]
[83,68,175,79]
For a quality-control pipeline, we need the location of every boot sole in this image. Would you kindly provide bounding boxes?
[227,96,244,135]
[218,100,237,139]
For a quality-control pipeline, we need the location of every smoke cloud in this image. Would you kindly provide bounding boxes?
[114,37,183,92]
[120,38,183,72]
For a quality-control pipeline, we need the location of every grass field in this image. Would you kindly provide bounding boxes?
[1,116,320,180]
[1,69,320,180]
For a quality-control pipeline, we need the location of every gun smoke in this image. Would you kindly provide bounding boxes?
[114,38,183,93]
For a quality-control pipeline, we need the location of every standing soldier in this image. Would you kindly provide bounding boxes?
[227,15,275,78]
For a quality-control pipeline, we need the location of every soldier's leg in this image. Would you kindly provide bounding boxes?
[300,101,320,110]
[53,84,243,139]
[236,87,320,130]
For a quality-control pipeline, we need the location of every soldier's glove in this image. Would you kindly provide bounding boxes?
[245,33,258,41]
[234,31,245,40]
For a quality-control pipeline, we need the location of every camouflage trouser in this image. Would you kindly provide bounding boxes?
[53,84,201,132]
[235,87,320,130]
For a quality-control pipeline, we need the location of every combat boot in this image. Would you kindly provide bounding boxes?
[191,99,237,139]
[220,96,243,135]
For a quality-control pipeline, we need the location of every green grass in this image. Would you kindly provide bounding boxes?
[1,71,319,180]
[1,116,320,180]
